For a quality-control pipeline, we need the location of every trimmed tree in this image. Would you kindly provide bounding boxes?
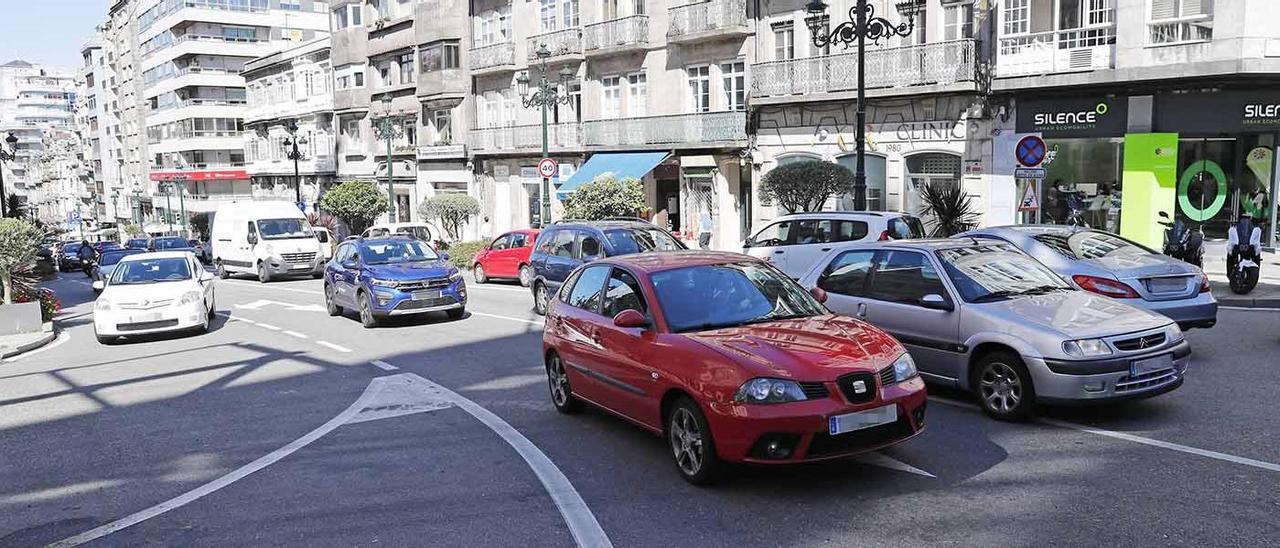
[319,181,388,235]
[760,160,856,213]
[122,223,143,237]
[189,212,210,239]
[419,193,480,241]
[563,175,645,220]
[0,218,44,305]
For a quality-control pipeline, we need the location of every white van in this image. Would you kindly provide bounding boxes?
[211,201,325,282]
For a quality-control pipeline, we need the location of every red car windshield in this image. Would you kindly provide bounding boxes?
[650,262,825,333]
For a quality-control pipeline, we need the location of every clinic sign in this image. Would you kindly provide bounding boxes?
[1017,97,1127,138]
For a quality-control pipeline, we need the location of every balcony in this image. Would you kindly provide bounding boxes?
[752,40,978,99]
[417,143,468,161]
[469,123,583,154]
[584,111,746,148]
[527,28,583,62]
[470,42,517,74]
[667,0,749,44]
[583,15,649,56]
[997,25,1115,77]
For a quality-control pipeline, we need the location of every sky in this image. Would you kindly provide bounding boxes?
[0,1,109,70]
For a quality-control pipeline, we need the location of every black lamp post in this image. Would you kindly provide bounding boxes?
[372,94,405,224]
[282,120,308,205]
[516,44,575,226]
[804,0,915,211]
[0,132,18,218]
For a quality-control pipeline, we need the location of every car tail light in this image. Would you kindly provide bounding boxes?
[878,230,890,241]
[1072,274,1140,299]
[1198,273,1211,293]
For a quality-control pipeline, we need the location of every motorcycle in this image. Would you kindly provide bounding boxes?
[1227,215,1262,294]
[1158,211,1204,268]
[81,256,97,278]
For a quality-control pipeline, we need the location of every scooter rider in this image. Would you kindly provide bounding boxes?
[77,239,97,276]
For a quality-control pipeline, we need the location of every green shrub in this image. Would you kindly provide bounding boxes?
[0,218,43,305]
[445,240,488,270]
[761,160,855,213]
[563,175,645,220]
[319,181,389,234]
[419,194,480,241]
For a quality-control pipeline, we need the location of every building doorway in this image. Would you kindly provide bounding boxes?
[657,178,680,232]
[904,152,962,217]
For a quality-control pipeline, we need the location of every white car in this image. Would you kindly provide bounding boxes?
[743,211,926,278]
[362,222,443,244]
[92,252,216,344]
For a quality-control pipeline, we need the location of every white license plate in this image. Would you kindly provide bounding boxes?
[1147,277,1186,293]
[131,313,162,323]
[290,263,311,270]
[412,290,442,301]
[1131,354,1173,376]
[828,404,898,435]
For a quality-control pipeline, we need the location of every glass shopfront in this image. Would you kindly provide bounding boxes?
[1019,138,1124,232]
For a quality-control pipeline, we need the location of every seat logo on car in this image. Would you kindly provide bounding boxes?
[852,380,867,394]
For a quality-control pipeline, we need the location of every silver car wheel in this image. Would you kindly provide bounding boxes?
[547,355,569,406]
[980,362,1022,413]
[669,408,704,476]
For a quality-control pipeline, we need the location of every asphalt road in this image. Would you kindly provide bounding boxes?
[1,271,1278,547]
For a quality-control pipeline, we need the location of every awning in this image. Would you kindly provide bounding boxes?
[557,151,669,197]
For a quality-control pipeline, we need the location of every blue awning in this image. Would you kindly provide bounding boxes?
[556,151,670,197]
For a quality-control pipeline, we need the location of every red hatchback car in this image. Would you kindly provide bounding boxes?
[543,251,927,484]
[473,229,540,286]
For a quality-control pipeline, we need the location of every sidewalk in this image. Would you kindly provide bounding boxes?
[1201,241,1280,308]
[0,322,56,360]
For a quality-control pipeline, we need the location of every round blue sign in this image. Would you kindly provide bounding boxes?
[1016,135,1047,168]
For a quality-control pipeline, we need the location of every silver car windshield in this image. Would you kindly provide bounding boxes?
[1029,230,1154,259]
[936,244,1069,303]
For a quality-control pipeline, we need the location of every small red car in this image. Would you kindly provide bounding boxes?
[542,251,926,484]
[473,229,540,287]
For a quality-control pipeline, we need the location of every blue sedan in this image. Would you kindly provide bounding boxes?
[323,236,467,328]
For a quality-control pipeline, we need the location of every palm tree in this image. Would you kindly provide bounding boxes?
[917,181,979,237]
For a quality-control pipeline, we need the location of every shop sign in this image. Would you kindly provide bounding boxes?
[1156,90,1280,133]
[963,160,982,174]
[149,169,248,182]
[1017,97,1127,137]
[889,121,965,143]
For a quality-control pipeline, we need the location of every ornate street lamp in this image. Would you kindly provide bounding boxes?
[282,120,308,206]
[516,44,575,227]
[372,94,405,224]
[170,167,189,237]
[804,0,916,210]
[0,132,18,218]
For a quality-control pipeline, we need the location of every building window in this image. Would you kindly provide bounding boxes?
[563,0,579,28]
[303,71,316,96]
[281,0,300,10]
[686,66,710,113]
[420,41,461,72]
[772,21,794,61]
[342,119,361,146]
[377,60,393,86]
[334,4,363,28]
[433,109,452,144]
[1087,0,1114,25]
[603,0,618,20]
[1003,0,1030,35]
[902,2,926,45]
[627,73,646,118]
[945,2,974,40]
[354,70,364,87]
[1149,0,1210,44]
[540,0,557,32]
[403,119,416,145]
[720,61,745,112]
[633,0,645,16]
[397,53,415,84]
[601,76,622,119]
[502,90,517,127]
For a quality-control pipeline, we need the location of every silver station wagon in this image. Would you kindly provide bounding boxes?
[797,240,1190,420]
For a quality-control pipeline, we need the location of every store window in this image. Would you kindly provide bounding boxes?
[1030,139,1123,232]
[1175,135,1275,241]
[836,153,887,211]
[905,153,961,217]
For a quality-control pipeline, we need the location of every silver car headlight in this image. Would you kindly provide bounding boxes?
[892,353,918,383]
[1164,323,1184,345]
[1063,338,1112,358]
[734,378,807,404]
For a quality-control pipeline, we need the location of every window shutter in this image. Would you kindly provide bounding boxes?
[1150,0,1177,20]
[1184,0,1213,16]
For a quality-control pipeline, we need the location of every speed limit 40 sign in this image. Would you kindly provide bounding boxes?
[538,158,558,179]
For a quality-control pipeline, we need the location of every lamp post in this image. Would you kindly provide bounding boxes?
[132,188,142,226]
[282,120,308,205]
[516,44,575,227]
[372,94,404,224]
[0,132,18,218]
[110,189,120,226]
[160,180,174,233]
[170,168,188,238]
[804,0,915,211]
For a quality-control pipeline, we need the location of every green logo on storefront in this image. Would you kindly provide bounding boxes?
[1177,160,1228,222]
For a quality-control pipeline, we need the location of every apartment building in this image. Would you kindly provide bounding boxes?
[104,0,154,226]
[135,0,329,225]
[0,60,78,217]
[990,0,1280,250]
[79,33,123,225]
[243,37,338,205]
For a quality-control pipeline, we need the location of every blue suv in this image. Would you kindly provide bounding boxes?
[324,236,467,328]
[529,220,685,314]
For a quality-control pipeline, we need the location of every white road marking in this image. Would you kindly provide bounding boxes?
[854,452,936,478]
[317,341,352,353]
[371,360,399,371]
[346,373,454,424]
[49,377,389,548]
[234,299,327,313]
[929,396,1280,474]
[221,280,322,295]
[236,318,258,325]
[283,330,309,339]
[2,331,70,363]
[256,323,281,331]
[469,284,529,294]
[468,311,544,326]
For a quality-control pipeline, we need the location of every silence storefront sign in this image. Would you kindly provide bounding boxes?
[1155,90,1280,133]
[1016,97,1128,138]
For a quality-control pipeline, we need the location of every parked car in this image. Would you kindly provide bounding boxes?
[473,228,540,286]
[543,251,926,484]
[528,220,686,315]
[362,222,442,244]
[125,238,150,250]
[92,252,217,343]
[313,226,335,261]
[149,236,193,254]
[91,248,147,290]
[743,212,926,278]
[93,241,121,254]
[797,239,1189,421]
[211,201,326,282]
[187,239,212,264]
[58,242,87,272]
[957,226,1217,330]
[323,236,466,328]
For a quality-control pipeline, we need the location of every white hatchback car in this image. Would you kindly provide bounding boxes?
[743,212,926,278]
[92,252,216,344]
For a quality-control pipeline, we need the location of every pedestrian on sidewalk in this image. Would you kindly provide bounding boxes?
[698,210,713,250]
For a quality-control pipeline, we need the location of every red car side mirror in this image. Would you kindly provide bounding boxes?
[613,309,650,329]
[809,287,828,304]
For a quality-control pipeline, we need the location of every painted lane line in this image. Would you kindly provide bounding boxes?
[283,330,309,339]
[49,378,388,548]
[256,323,281,331]
[468,284,530,294]
[371,360,399,371]
[3,331,71,363]
[317,341,352,353]
[394,369,612,548]
[468,311,544,326]
[929,396,1280,474]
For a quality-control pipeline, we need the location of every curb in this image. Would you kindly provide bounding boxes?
[1216,297,1280,309]
[0,323,57,360]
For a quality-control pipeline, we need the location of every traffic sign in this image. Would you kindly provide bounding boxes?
[1018,182,1040,212]
[1014,167,1047,179]
[537,158,558,179]
[1015,135,1047,167]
